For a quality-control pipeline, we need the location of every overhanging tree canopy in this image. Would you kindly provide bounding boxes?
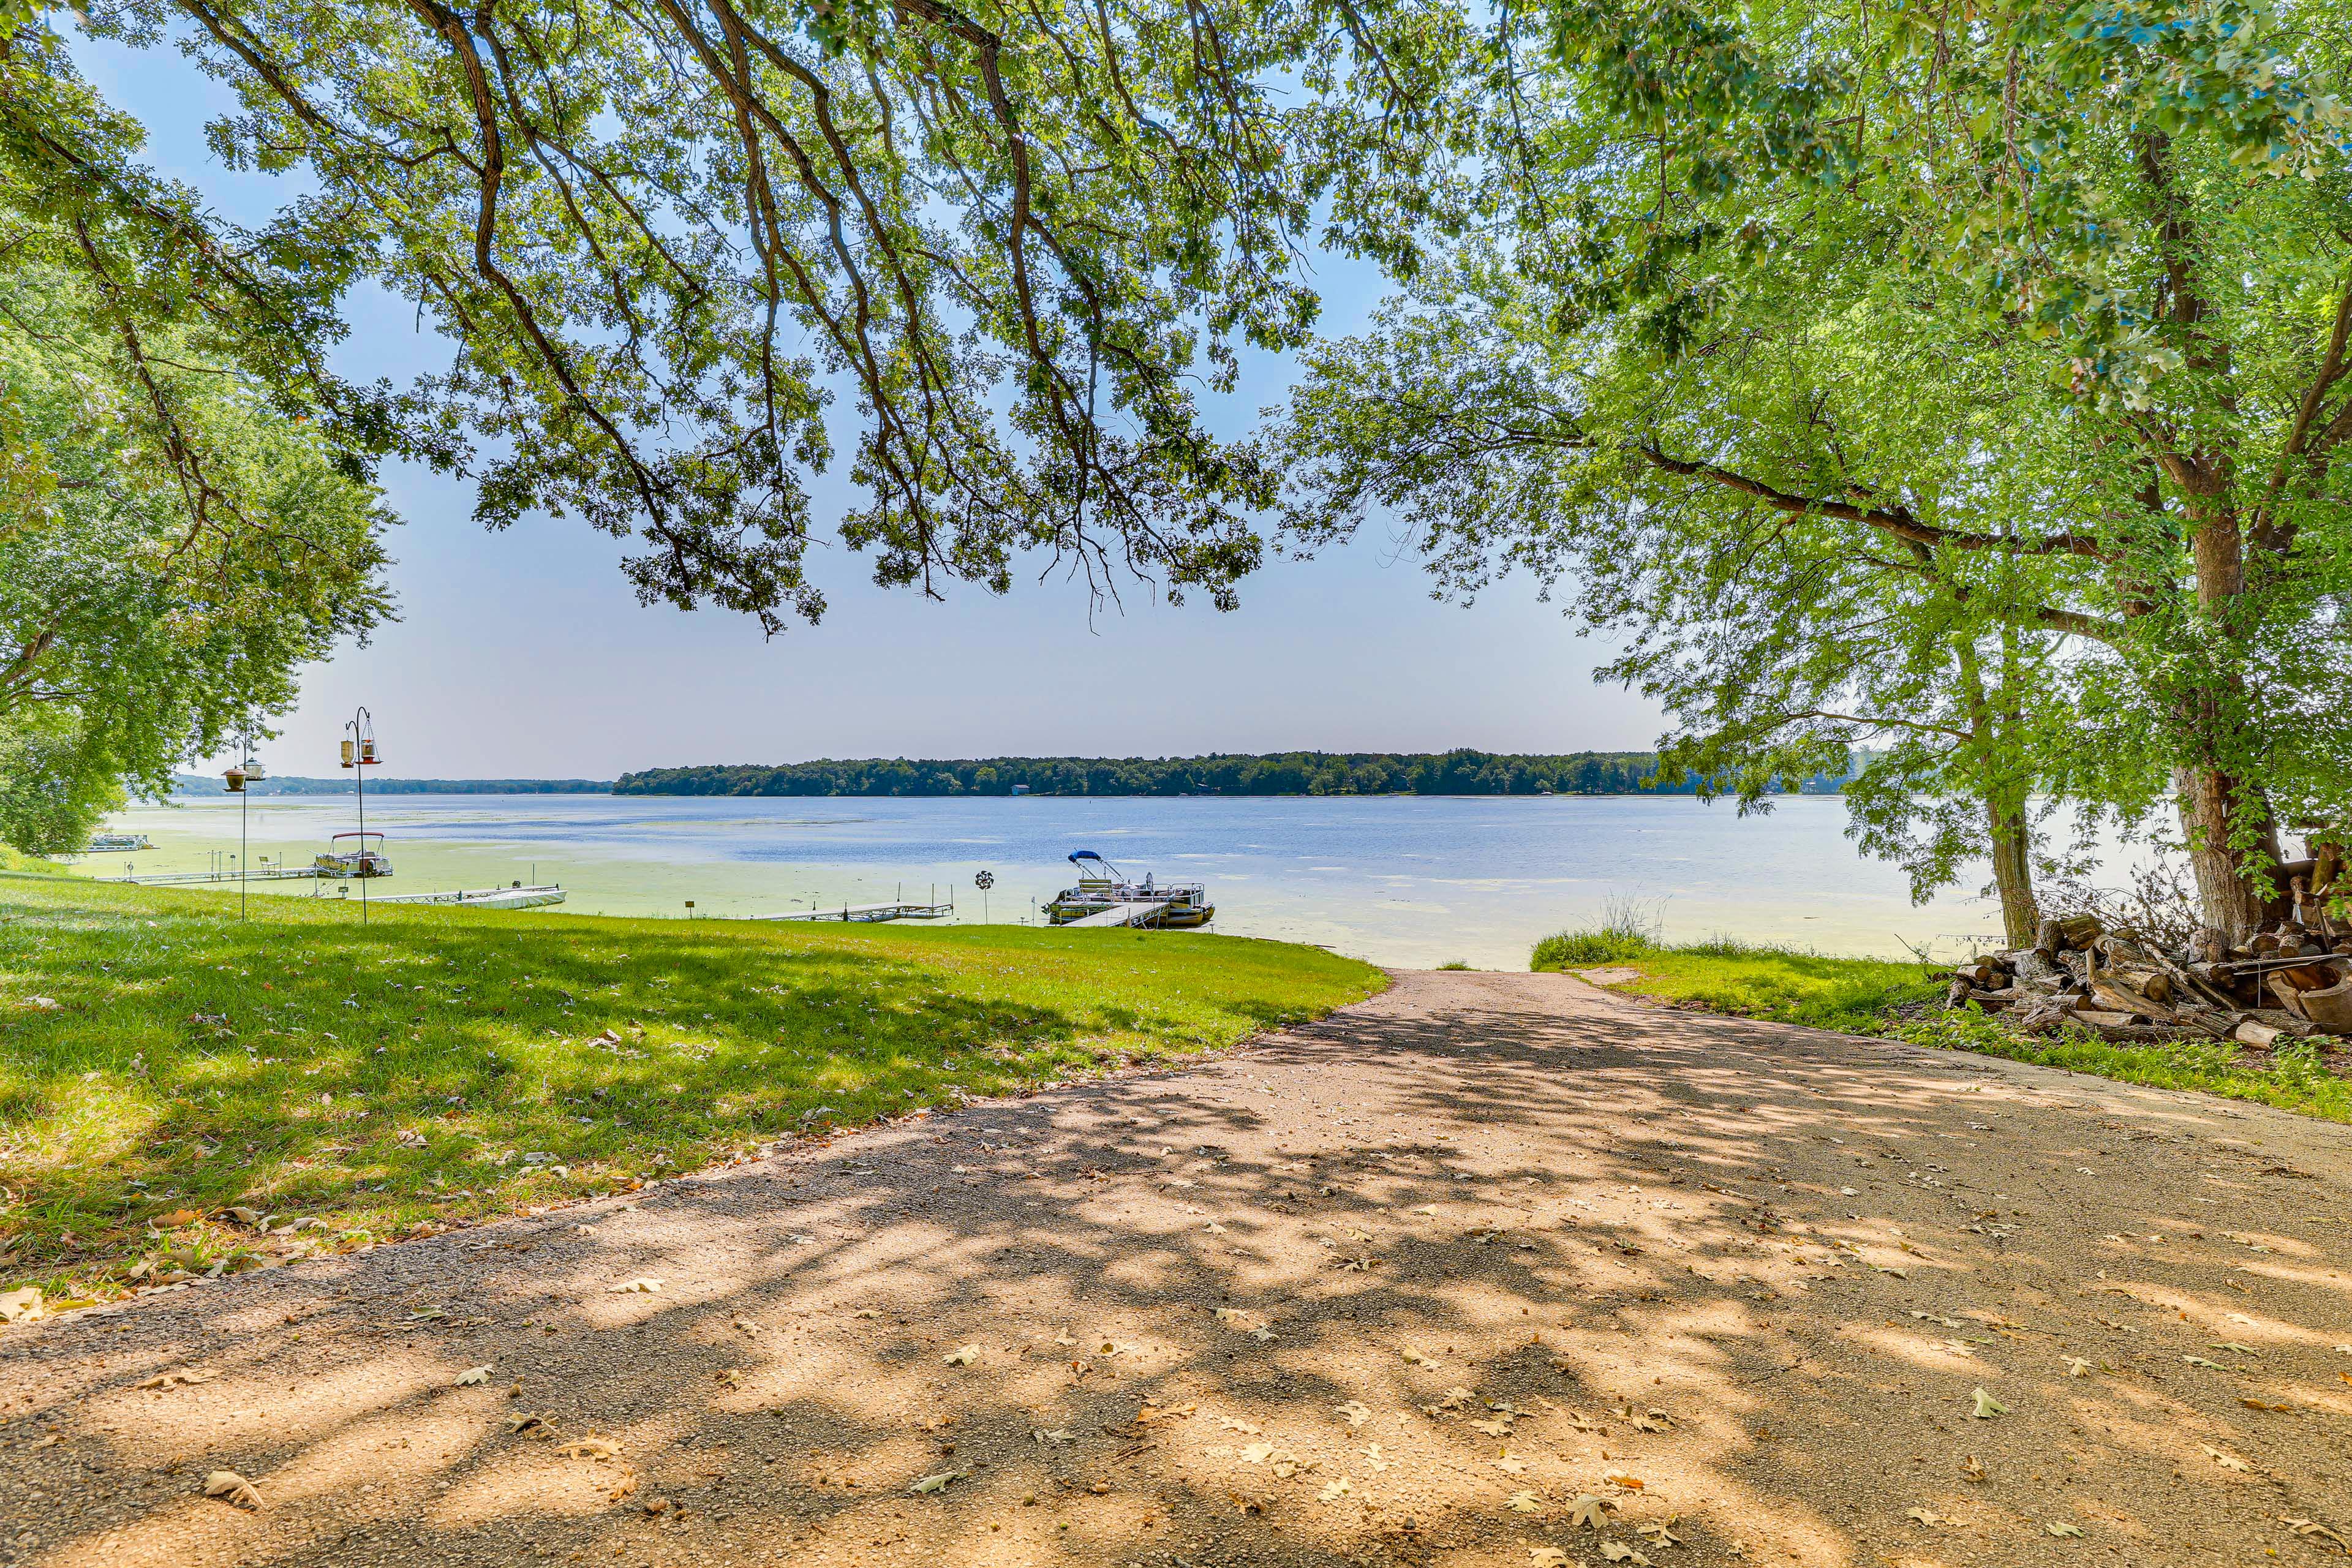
[7,0,1469,625]
[1272,0,2352,935]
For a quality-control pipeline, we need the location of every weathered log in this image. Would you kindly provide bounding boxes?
[2234,1018,2286,1049]
[2301,977,2352,1035]
[2035,913,2103,956]
[2011,949,2063,986]
[2086,978,2165,1022]
[2082,1022,2195,1044]
[1943,979,1975,1010]
[2270,974,2312,1019]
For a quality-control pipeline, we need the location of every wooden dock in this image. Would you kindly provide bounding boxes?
[374,885,567,910]
[752,902,954,924]
[106,867,328,886]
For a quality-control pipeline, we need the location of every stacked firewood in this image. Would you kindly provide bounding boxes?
[1940,840,2351,1047]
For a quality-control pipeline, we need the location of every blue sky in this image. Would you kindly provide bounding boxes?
[78,29,1662,779]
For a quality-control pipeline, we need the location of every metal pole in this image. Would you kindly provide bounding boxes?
[239,785,248,920]
[355,715,368,927]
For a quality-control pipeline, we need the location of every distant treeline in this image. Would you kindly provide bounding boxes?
[615,750,1853,798]
[170,775,612,796]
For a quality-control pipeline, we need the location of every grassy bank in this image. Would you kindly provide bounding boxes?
[0,875,1382,1300]
[1531,921,1940,1034]
[1531,919,2352,1123]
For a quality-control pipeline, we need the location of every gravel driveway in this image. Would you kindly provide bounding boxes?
[7,968,2352,1568]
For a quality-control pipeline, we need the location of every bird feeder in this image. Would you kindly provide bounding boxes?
[223,766,247,794]
[241,754,268,782]
[340,739,355,769]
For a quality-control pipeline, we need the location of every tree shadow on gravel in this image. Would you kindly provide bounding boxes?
[9,973,2352,1568]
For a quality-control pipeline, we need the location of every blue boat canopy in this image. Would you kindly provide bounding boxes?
[1068,850,1104,864]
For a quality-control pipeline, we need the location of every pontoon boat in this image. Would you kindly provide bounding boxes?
[1045,851,1213,928]
[314,831,394,879]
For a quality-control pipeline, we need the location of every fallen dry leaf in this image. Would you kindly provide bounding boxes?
[1238,1442,1275,1464]
[2046,1521,2086,1537]
[2063,1357,2093,1378]
[1335,1400,1372,1429]
[454,1366,492,1387]
[1317,1477,1352,1502]
[910,1469,970,1494]
[1507,1490,1544,1513]
[943,1344,981,1366]
[606,1278,664,1294]
[1599,1542,1650,1565]
[204,1470,264,1509]
[2282,1517,2351,1551]
[1532,1551,1573,1568]
[559,1437,622,1460]
[2201,1444,2251,1472]
[1970,1387,2008,1419]
[1907,1507,1952,1526]
[135,1368,220,1390]
[1569,1493,1613,1528]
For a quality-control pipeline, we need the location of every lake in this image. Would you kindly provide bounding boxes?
[72,793,2020,969]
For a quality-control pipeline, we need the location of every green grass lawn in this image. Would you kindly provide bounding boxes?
[0,873,1382,1301]
[1531,925,1942,1033]
[1531,921,2352,1123]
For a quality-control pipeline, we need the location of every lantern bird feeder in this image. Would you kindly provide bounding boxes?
[342,707,381,924]
[224,737,263,920]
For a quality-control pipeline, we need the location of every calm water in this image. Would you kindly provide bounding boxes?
[72,793,2018,968]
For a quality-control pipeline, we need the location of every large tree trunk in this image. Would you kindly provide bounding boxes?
[1955,627,2041,948]
[1985,781,2040,949]
[2171,494,2288,940]
[2174,762,2283,940]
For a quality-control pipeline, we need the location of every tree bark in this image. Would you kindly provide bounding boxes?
[1986,781,2040,949]
[2174,763,2282,941]
[1955,627,2040,948]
